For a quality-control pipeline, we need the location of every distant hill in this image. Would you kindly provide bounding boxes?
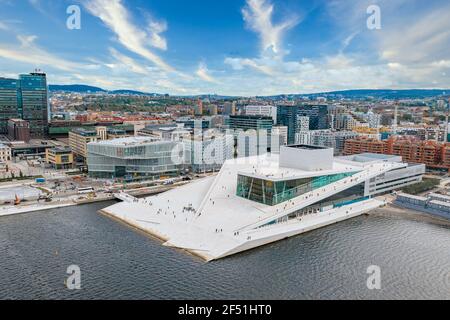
[266,89,450,100]
[109,89,160,96]
[49,85,161,96]
[49,84,106,93]
[49,85,450,99]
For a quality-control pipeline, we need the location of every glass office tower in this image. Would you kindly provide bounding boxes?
[0,73,49,138]
[0,78,20,134]
[19,73,49,138]
[277,104,329,144]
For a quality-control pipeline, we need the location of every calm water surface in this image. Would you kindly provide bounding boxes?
[0,201,449,300]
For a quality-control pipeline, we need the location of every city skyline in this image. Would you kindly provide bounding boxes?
[0,0,449,96]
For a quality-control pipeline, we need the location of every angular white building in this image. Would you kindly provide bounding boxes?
[102,146,424,261]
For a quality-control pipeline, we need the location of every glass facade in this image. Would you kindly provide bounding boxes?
[226,115,273,132]
[87,140,185,180]
[0,78,19,134]
[236,172,357,206]
[260,183,367,227]
[0,73,48,137]
[19,73,49,138]
[277,104,329,144]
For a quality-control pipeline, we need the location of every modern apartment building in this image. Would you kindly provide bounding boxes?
[344,136,450,170]
[343,136,388,155]
[297,130,359,155]
[245,105,277,122]
[0,143,11,163]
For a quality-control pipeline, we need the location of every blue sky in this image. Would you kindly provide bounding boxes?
[0,0,449,96]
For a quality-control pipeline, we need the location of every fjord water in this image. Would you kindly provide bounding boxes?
[0,201,449,300]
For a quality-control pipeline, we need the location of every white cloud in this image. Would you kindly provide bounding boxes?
[225,57,275,75]
[221,0,450,95]
[17,34,38,47]
[431,60,450,68]
[378,4,450,65]
[225,0,300,77]
[84,0,175,72]
[148,20,168,51]
[242,0,299,57]
[196,62,219,83]
[109,48,149,75]
[0,35,84,71]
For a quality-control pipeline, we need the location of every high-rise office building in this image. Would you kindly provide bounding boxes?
[277,104,329,144]
[0,72,49,138]
[19,73,49,138]
[0,78,20,134]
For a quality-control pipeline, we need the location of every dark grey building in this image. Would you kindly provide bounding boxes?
[0,78,20,134]
[277,104,329,144]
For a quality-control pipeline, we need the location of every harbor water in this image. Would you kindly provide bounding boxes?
[0,201,449,300]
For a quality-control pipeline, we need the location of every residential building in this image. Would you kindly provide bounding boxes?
[0,143,11,162]
[223,102,236,115]
[297,116,310,132]
[204,104,218,116]
[297,130,359,155]
[245,105,277,123]
[272,126,288,149]
[194,99,203,116]
[344,136,450,170]
[343,137,388,155]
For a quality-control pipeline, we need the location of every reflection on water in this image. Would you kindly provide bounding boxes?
[0,201,449,300]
